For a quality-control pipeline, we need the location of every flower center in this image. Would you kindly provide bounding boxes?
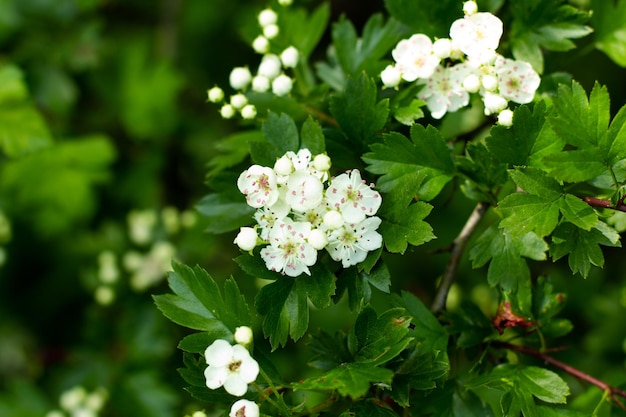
[228,360,242,373]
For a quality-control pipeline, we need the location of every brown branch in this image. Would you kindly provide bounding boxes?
[431,202,490,312]
[580,196,626,213]
[496,342,626,409]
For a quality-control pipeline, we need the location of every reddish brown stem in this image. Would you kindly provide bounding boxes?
[580,196,626,213]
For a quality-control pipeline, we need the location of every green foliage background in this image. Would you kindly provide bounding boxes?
[1,0,626,416]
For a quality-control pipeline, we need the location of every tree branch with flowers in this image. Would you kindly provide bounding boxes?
[155,0,626,416]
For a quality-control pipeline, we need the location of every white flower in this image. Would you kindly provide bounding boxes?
[462,73,481,93]
[285,149,312,171]
[292,204,327,229]
[204,340,259,397]
[497,109,514,126]
[463,0,478,15]
[220,104,236,119]
[229,67,252,90]
[286,170,324,212]
[230,399,259,417]
[260,218,317,276]
[252,35,270,54]
[258,8,277,27]
[258,54,282,79]
[494,56,540,104]
[263,24,279,39]
[230,93,248,109]
[252,75,270,93]
[481,74,498,91]
[95,286,115,306]
[128,210,156,245]
[433,38,452,59]
[312,154,332,172]
[483,91,508,115]
[280,46,299,68]
[272,74,293,96]
[326,170,382,224]
[392,34,441,81]
[61,387,87,411]
[274,154,294,176]
[418,64,471,119]
[234,227,258,251]
[253,198,290,240]
[449,13,503,60]
[326,217,383,268]
[308,228,328,250]
[241,104,257,120]
[207,86,224,103]
[234,326,254,346]
[97,250,119,284]
[237,165,280,208]
[380,64,402,88]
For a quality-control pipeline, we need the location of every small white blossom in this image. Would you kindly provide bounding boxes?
[230,93,248,109]
[207,86,224,103]
[483,91,508,115]
[308,228,328,250]
[258,54,282,79]
[254,199,290,240]
[252,75,270,93]
[241,104,257,120]
[252,35,270,54]
[462,73,481,93]
[263,24,279,39]
[494,56,540,104]
[312,154,332,172]
[481,74,498,91]
[234,227,258,251]
[229,67,252,90]
[285,149,312,171]
[204,340,259,397]
[433,38,452,59]
[230,399,260,417]
[272,74,293,96]
[274,154,294,176]
[97,250,119,284]
[95,286,115,306]
[258,8,277,27]
[280,46,299,68]
[497,109,514,127]
[286,171,324,212]
[326,170,382,224]
[234,326,254,346]
[380,64,402,88]
[220,104,236,119]
[392,34,441,81]
[418,64,471,119]
[260,218,317,276]
[463,0,478,15]
[238,165,280,208]
[60,387,87,411]
[326,217,383,268]
[450,13,503,60]
[128,210,156,245]
[323,210,344,229]
[128,241,175,291]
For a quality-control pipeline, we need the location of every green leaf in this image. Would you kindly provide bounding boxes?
[337,262,391,311]
[293,362,394,399]
[329,73,389,145]
[509,167,563,198]
[119,372,179,417]
[456,142,508,203]
[393,98,425,126]
[250,112,300,166]
[308,330,353,371]
[390,350,449,406]
[300,115,326,155]
[195,193,254,234]
[393,291,448,353]
[206,130,262,178]
[383,0,459,38]
[379,194,435,254]
[349,400,400,416]
[591,0,626,67]
[282,3,330,58]
[550,221,621,277]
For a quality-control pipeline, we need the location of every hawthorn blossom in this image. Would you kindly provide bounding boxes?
[392,34,441,82]
[449,13,503,62]
[234,227,258,251]
[229,67,252,90]
[326,217,383,268]
[253,198,290,240]
[286,170,324,212]
[418,65,471,119]
[326,170,382,224]
[237,165,279,208]
[230,399,259,417]
[204,340,259,397]
[494,56,541,104]
[234,326,254,346]
[260,218,317,276]
[380,64,402,88]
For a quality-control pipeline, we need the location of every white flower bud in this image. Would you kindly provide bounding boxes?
[312,154,331,171]
[220,104,236,119]
[263,23,279,39]
[497,109,514,127]
[234,227,258,251]
[463,1,478,15]
[95,286,115,306]
[278,0,293,5]
[258,8,278,27]
[308,228,328,250]
[481,74,498,91]
[84,389,108,411]
[234,326,254,345]
[433,38,452,59]
[258,54,282,79]
[207,86,224,103]
[192,412,207,417]
[230,93,248,109]
[274,155,294,175]
[280,46,299,68]
[483,92,508,115]
[323,210,344,229]
[60,387,87,411]
[463,73,481,93]
[241,104,257,120]
[252,75,270,93]
[380,64,402,88]
[252,35,270,54]
[229,67,252,90]
[272,74,293,96]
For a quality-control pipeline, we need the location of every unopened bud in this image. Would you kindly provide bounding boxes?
[497,109,514,127]
[258,9,278,27]
[463,74,481,93]
[263,24,279,39]
[229,67,252,90]
[308,228,328,250]
[380,65,402,88]
[234,326,254,345]
[252,36,270,54]
[313,154,331,171]
[220,104,236,119]
[234,227,258,251]
[272,74,293,96]
[463,1,478,15]
[241,104,257,120]
[323,210,344,229]
[230,93,248,109]
[280,46,299,68]
[433,38,452,59]
[207,86,224,103]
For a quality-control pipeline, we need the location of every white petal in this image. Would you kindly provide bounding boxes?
[205,339,233,366]
[204,365,228,389]
[224,375,248,397]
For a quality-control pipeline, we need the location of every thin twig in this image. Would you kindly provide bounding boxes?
[431,201,490,312]
[580,196,626,213]
[497,342,626,409]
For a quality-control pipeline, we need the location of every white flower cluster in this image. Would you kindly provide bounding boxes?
[45,386,108,417]
[381,0,540,126]
[207,3,299,120]
[235,149,383,276]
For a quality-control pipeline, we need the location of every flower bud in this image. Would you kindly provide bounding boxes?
[258,8,277,27]
[252,35,270,54]
[463,74,481,93]
[497,109,514,127]
[234,227,258,251]
[95,286,115,306]
[463,1,478,15]
[241,104,257,120]
[483,92,508,115]
[234,326,254,345]
[308,228,328,250]
[272,74,293,96]
[263,24,279,39]
[313,154,331,171]
[191,412,207,417]
[274,155,294,175]
[433,38,452,59]
[380,64,402,88]
[230,93,248,109]
[252,75,270,93]
[280,46,299,68]
[258,54,282,79]
[278,0,292,5]
[207,86,224,103]
[481,74,498,91]
[323,210,344,229]
[220,104,236,119]
[229,67,252,90]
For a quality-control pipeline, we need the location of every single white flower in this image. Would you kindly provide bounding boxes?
[254,198,290,240]
[497,108,514,127]
[234,326,254,346]
[241,104,257,120]
[252,75,270,93]
[418,64,471,119]
[280,46,299,68]
[220,104,236,119]
[204,340,259,397]
[230,93,248,109]
[380,64,402,88]
[229,67,252,90]
[97,250,119,284]
[258,8,277,27]
[230,399,260,417]
[483,91,508,115]
[263,24,279,39]
[494,56,541,104]
[433,38,452,59]
[326,170,382,224]
[127,210,156,245]
[207,86,224,103]
[252,35,270,54]
[326,217,383,268]
[237,165,280,208]
[234,227,258,251]
[293,204,327,229]
[285,149,312,171]
[260,218,317,276]
[449,13,503,60]
[272,74,293,96]
[286,170,324,212]
[392,34,441,82]
[258,54,282,79]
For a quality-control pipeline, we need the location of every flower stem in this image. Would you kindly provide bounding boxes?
[258,367,292,416]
